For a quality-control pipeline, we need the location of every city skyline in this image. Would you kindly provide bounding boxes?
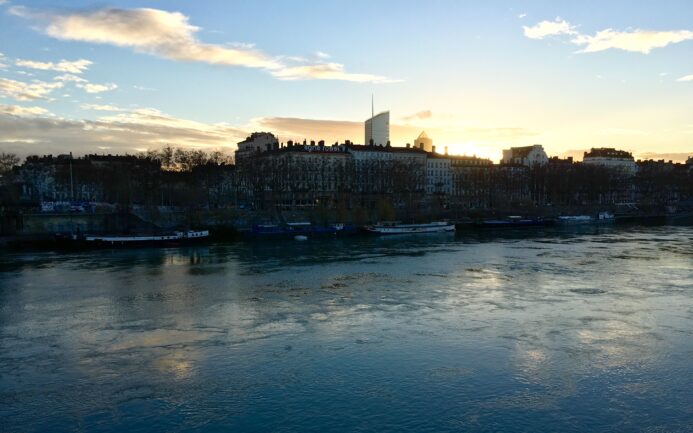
[1,1,692,162]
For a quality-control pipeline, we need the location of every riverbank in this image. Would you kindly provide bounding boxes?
[2,212,691,251]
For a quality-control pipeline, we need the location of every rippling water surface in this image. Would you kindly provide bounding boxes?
[1,225,692,432]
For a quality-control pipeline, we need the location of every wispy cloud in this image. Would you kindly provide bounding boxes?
[54,73,87,83]
[0,77,63,100]
[77,82,117,93]
[0,105,248,155]
[0,103,51,117]
[400,110,433,122]
[635,152,692,162]
[523,17,576,39]
[10,6,395,83]
[271,63,396,83]
[80,103,124,111]
[677,74,693,82]
[15,58,92,73]
[524,17,693,54]
[573,29,693,54]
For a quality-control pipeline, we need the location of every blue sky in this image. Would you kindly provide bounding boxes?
[1,0,692,161]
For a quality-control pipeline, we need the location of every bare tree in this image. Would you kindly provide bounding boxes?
[0,152,20,175]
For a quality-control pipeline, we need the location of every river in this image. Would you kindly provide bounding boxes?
[1,225,692,432]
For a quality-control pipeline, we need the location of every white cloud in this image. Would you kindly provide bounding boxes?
[315,51,331,59]
[10,6,394,83]
[524,17,693,54]
[0,103,50,116]
[518,13,527,19]
[0,77,63,100]
[523,17,576,39]
[54,73,87,83]
[400,110,433,122]
[271,62,397,83]
[572,29,693,54]
[0,106,248,155]
[15,58,92,73]
[77,82,117,93]
[80,103,124,111]
[676,74,693,82]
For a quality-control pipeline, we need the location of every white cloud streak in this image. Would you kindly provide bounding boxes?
[80,103,124,111]
[15,58,92,73]
[9,6,395,83]
[676,74,693,82]
[77,82,117,93]
[0,77,63,100]
[0,103,51,116]
[573,29,693,54]
[524,17,693,54]
[523,17,576,39]
[271,63,395,83]
[0,105,248,155]
[54,73,87,83]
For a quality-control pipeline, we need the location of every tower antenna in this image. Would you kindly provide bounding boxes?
[371,93,374,118]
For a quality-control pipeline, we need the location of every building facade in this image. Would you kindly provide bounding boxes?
[365,111,390,146]
[414,131,433,152]
[235,132,279,163]
[582,148,637,174]
[502,145,549,167]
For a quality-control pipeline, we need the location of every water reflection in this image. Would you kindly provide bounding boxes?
[0,225,692,432]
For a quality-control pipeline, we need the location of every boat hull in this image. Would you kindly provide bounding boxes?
[66,230,210,249]
[475,218,551,228]
[366,222,455,235]
[248,224,357,239]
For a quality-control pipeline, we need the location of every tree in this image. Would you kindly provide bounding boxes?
[0,152,20,175]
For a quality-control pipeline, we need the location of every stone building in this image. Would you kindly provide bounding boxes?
[582,148,637,174]
[502,145,548,167]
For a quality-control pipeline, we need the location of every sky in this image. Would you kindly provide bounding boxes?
[0,0,692,162]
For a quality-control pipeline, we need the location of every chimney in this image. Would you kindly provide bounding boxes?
[310,140,315,146]
[406,143,410,148]
[287,140,293,147]
[419,143,424,150]
[445,146,448,155]
[369,138,374,146]
[432,145,436,154]
[318,140,325,146]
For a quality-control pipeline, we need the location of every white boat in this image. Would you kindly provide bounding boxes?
[557,211,615,225]
[596,211,615,223]
[365,221,455,235]
[82,230,209,245]
[557,215,594,225]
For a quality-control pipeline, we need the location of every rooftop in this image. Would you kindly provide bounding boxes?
[584,148,633,159]
[508,145,543,158]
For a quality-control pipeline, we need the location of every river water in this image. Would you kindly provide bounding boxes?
[1,225,692,432]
